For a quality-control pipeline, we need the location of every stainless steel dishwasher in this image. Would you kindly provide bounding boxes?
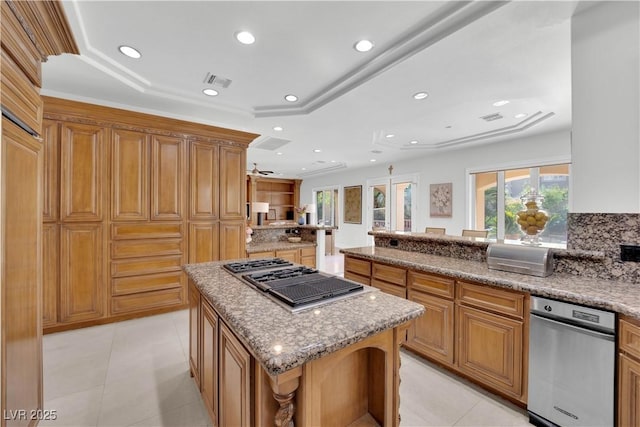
[528,296,616,427]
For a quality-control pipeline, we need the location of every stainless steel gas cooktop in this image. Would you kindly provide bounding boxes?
[223,258,370,312]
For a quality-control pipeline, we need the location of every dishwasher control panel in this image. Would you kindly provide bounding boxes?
[530,296,615,333]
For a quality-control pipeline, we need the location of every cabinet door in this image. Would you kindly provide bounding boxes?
[189,282,200,388]
[219,323,252,427]
[219,145,245,220]
[151,135,184,220]
[42,223,59,328]
[2,117,43,422]
[219,221,245,261]
[59,223,105,323]
[112,129,149,221]
[619,354,640,427]
[189,222,220,263]
[189,141,219,220]
[457,305,523,398]
[60,122,106,221]
[406,291,454,366]
[201,299,218,425]
[371,279,406,298]
[42,119,59,222]
[275,248,299,264]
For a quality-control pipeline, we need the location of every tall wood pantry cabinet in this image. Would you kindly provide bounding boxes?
[1,1,78,425]
[41,97,258,332]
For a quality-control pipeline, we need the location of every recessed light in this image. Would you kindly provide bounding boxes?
[413,92,429,100]
[330,160,336,163]
[202,88,219,97]
[273,126,283,131]
[284,94,298,102]
[409,140,418,145]
[493,100,510,107]
[385,134,395,139]
[118,45,141,59]
[301,167,307,171]
[313,149,321,153]
[370,159,377,162]
[354,39,374,52]
[515,113,528,119]
[276,152,283,155]
[235,31,255,45]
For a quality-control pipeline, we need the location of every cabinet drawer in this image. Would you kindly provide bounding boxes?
[276,249,298,263]
[248,251,274,259]
[111,287,184,315]
[300,246,316,257]
[112,271,184,296]
[456,281,525,319]
[112,222,183,240]
[408,271,455,299]
[1,49,42,135]
[112,238,182,259]
[345,256,371,277]
[372,262,406,287]
[111,255,183,278]
[344,271,370,286]
[372,279,406,299]
[620,318,640,360]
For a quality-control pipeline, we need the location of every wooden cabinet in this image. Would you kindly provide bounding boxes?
[59,223,106,323]
[189,282,201,388]
[371,262,406,298]
[406,271,455,366]
[220,221,245,260]
[343,255,529,404]
[619,316,640,426]
[456,281,526,401]
[111,129,149,221]
[276,248,299,264]
[344,256,372,286]
[201,298,219,425]
[42,119,59,222]
[300,246,316,268]
[189,222,220,263]
[247,176,301,225]
[247,246,317,268]
[151,135,185,221]
[42,223,59,328]
[220,145,246,220]
[219,322,253,427]
[189,140,219,220]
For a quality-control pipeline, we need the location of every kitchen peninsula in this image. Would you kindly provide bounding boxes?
[184,260,423,427]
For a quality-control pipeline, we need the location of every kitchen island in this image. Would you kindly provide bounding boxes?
[184,260,424,427]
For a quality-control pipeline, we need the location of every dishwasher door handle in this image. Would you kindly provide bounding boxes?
[531,312,615,341]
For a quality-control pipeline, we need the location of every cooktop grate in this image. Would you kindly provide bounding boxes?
[269,277,363,307]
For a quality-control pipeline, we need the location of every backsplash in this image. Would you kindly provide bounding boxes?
[555,213,640,283]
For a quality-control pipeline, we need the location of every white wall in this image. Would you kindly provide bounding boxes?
[571,1,640,212]
[301,130,571,249]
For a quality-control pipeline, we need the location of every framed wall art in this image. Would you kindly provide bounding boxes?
[344,185,362,224]
[430,182,452,217]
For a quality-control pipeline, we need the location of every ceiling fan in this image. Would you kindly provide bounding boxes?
[249,163,274,176]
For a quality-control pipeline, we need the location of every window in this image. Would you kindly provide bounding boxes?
[367,174,418,232]
[471,163,570,244]
[314,188,338,226]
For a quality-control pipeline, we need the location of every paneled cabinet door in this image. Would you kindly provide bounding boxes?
[189,141,219,220]
[188,282,200,389]
[219,145,246,220]
[42,119,59,222]
[2,117,43,423]
[42,223,59,328]
[60,122,106,222]
[219,322,252,427]
[59,223,106,323]
[406,291,455,366]
[619,354,640,427]
[456,305,523,398]
[200,299,218,425]
[112,129,149,221]
[189,222,220,263]
[151,135,185,221]
[219,221,245,261]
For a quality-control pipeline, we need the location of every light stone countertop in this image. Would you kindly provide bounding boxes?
[340,246,640,320]
[183,261,424,376]
[246,241,316,253]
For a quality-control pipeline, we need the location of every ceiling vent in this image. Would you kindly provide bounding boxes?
[202,72,232,88]
[480,113,503,122]
[251,136,291,151]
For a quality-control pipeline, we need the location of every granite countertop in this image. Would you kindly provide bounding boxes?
[183,261,424,376]
[246,241,316,253]
[251,223,338,231]
[340,246,640,320]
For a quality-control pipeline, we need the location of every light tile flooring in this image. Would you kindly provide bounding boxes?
[41,253,532,426]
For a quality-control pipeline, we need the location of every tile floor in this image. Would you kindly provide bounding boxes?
[41,253,532,426]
